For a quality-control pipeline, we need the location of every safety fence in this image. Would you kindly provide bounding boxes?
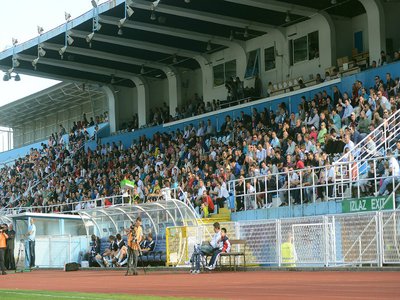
[166,209,400,268]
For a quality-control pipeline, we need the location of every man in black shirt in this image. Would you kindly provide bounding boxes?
[5,224,15,270]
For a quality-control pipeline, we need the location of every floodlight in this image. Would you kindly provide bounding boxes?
[86,32,95,43]
[150,12,156,21]
[59,46,67,56]
[206,41,211,51]
[12,38,18,45]
[126,5,134,17]
[3,73,10,81]
[243,27,249,38]
[185,0,191,3]
[285,11,291,23]
[91,0,98,8]
[67,34,74,45]
[152,0,160,8]
[118,28,123,35]
[32,57,39,68]
[119,17,126,27]
[12,58,20,68]
[38,46,46,57]
[37,25,44,35]
[331,0,337,4]
[65,12,71,21]
[14,74,21,81]
[140,65,145,74]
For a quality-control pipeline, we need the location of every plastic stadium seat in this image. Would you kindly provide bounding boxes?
[293,79,298,85]
[288,80,293,87]
[278,83,283,89]
[273,84,278,90]
[283,82,288,88]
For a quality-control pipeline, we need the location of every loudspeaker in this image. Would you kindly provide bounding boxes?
[64,262,80,272]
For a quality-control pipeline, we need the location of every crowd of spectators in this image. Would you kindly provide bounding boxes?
[1,64,400,215]
[0,113,108,213]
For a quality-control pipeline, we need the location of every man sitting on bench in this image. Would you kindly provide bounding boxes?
[140,233,155,254]
[206,228,231,270]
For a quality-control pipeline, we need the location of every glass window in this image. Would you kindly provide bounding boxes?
[213,60,237,87]
[225,60,237,80]
[213,64,225,87]
[264,46,276,71]
[308,31,319,60]
[293,36,308,63]
[245,49,259,78]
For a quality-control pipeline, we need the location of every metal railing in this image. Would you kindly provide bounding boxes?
[337,109,400,164]
[228,155,398,212]
[1,195,124,215]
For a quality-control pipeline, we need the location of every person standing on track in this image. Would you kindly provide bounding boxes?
[126,217,143,276]
[0,224,9,275]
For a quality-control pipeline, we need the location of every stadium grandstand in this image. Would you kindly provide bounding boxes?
[0,0,400,298]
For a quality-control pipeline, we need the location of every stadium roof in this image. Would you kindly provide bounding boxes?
[0,0,365,88]
[0,82,105,128]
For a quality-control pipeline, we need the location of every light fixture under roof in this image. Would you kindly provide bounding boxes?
[12,58,20,67]
[126,5,134,17]
[59,46,67,56]
[32,57,39,69]
[91,0,98,8]
[331,0,337,4]
[119,17,126,27]
[140,65,145,74]
[229,30,234,41]
[150,11,156,21]
[184,0,191,3]
[173,54,178,64]
[118,28,123,35]
[86,32,95,43]
[67,33,74,45]
[206,41,211,51]
[243,27,249,38]
[38,46,46,57]
[285,11,291,23]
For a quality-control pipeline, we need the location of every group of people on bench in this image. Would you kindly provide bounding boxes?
[88,232,155,268]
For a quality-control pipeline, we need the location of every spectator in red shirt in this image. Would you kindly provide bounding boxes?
[202,190,215,213]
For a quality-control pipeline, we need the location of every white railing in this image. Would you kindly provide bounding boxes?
[1,195,124,215]
[228,156,397,212]
[337,109,400,164]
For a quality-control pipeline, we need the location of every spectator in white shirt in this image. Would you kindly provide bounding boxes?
[377,150,400,195]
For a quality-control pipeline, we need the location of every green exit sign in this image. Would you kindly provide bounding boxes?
[342,195,394,213]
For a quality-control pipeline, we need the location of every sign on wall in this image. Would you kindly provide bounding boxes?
[342,195,394,213]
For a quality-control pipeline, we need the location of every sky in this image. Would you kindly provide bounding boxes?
[0,0,108,108]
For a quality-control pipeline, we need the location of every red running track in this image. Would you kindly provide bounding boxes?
[0,270,399,299]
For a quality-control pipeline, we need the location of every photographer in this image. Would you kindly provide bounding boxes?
[126,217,143,276]
[0,224,9,275]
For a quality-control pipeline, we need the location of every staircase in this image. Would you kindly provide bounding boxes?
[202,207,231,224]
[337,109,400,164]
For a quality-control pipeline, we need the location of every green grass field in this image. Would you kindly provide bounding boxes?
[0,290,208,300]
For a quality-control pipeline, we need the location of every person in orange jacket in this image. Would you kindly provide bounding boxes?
[0,224,9,275]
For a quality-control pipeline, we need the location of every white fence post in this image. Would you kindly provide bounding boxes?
[277,219,281,267]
